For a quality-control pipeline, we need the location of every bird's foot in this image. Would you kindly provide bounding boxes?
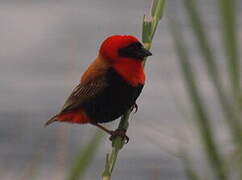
[91,123,129,143]
[131,103,138,113]
[109,128,129,144]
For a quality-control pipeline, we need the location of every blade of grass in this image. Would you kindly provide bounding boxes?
[218,0,240,96]
[169,19,227,180]
[68,131,103,180]
[218,0,242,177]
[182,0,242,153]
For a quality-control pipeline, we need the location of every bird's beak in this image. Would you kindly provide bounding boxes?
[135,47,152,60]
[139,47,152,57]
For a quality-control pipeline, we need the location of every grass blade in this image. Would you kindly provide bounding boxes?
[68,131,103,180]
[218,0,240,95]
[169,19,227,180]
[182,0,242,153]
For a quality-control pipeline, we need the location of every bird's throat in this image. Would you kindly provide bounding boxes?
[113,59,145,86]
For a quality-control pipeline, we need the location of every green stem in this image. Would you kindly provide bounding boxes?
[101,0,166,179]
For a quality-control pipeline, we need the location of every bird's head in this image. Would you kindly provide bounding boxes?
[99,35,152,63]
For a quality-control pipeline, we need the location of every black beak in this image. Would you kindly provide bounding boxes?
[137,47,152,59]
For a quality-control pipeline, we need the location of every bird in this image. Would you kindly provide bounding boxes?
[45,35,152,142]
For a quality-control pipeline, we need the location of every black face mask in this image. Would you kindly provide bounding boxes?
[118,42,152,60]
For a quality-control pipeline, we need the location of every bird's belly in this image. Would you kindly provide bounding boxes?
[83,82,143,123]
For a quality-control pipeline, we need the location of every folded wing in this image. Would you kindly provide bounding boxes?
[60,75,108,113]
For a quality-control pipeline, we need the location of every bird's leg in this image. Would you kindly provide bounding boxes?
[91,122,113,135]
[91,123,129,143]
[131,102,138,113]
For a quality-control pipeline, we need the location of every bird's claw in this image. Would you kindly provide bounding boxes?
[109,129,129,144]
[131,103,138,113]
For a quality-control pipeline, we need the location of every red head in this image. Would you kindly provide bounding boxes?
[99,35,152,63]
[99,35,152,86]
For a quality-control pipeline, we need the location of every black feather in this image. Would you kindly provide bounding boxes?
[82,68,143,123]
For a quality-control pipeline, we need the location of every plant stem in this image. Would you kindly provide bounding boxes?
[102,110,131,180]
[101,0,166,179]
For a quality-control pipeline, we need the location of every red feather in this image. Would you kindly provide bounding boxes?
[113,59,145,86]
[57,111,91,124]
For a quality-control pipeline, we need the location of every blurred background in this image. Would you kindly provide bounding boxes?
[0,0,241,179]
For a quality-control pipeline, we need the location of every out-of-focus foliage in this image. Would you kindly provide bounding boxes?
[170,0,241,179]
[68,132,103,180]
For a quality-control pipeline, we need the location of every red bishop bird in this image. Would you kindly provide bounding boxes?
[45,35,152,142]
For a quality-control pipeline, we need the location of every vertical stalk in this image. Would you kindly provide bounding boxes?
[183,0,242,152]
[169,20,227,179]
[218,0,240,97]
[101,0,166,179]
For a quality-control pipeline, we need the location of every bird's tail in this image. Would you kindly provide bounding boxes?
[45,115,58,127]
